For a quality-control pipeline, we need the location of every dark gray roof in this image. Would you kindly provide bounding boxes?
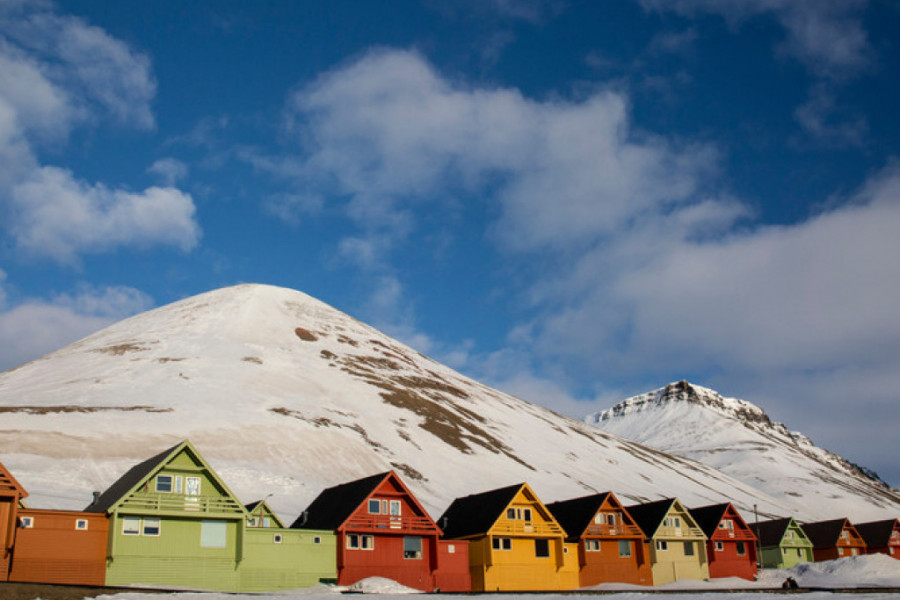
[625,498,675,539]
[438,484,522,540]
[84,442,181,513]
[545,492,613,540]
[291,472,391,530]
[802,518,850,548]
[688,503,731,539]
[855,519,899,548]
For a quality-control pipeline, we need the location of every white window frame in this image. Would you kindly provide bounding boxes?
[586,539,601,552]
[684,541,694,556]
[715,541,724,551]
[122,517,141,536]
[369,499,381,514]
[389,500,401,516]
[736,541,747,555]
[274,534,283,544]
[534,538,550,558]
[523,508,532,522]
[448,544,455,554]
[20,516,34,528]
[156,474,174,493]
[76,519,89,531]
[142,518,161,537]
[656,540,668,551]
[403,536,423,559]
[618,540,632,557]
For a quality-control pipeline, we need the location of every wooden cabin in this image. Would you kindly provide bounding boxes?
[85,440,335,592]
[546,492,651,586]
[750,517,813,568]
[802,518,866,562]
[689,503,757,580]
[626,498,709,585]
[438,482,578,592]
[293,470,468,592]
[7,508,108,586]
[855,519,900,559]
[0,460,28,581]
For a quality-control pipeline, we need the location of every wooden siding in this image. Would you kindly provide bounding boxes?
[240,528,336,591]
[434,540,470,592]
[704,505,757,581]
[578,538,652,586]
[7,509,107,586]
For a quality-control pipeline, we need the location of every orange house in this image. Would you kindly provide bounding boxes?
[854,519,900,559]
[1,460,28,581]
[546,492,651,586]
[802,518,866,562]
[8,508,109,586]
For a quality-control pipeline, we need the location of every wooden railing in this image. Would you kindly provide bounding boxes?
[491,520,564,536]
[343,514,438,534]
[583,523,644,538]
[119,494,243,515]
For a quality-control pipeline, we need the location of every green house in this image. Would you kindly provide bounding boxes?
[85,440,335,592]
[750,517,813,569]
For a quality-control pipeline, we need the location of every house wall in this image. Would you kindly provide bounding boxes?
[762,543,812,568]
[433,539,470,592]
[7,509,108,586]
[105,514,242,591]
[240,528,336,591]
[337,531,438,591]
[0,499,13,581]
[707,539,757,580]
[467,535,577,591]
[579,538,652,586]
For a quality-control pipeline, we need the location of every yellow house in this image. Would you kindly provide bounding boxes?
[438,483,578,591]
[626,498,709,585]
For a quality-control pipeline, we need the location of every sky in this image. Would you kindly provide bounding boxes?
[1,0,899,486]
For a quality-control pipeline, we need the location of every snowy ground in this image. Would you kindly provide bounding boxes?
[77,555,900,600]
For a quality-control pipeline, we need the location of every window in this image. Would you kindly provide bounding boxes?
[156,475,173,493]
[403,536,423,559]
[143,518,161,536]
[76,519,89,530]
[314,536,322,544]
[122,517,140,535]
[200,520,225,547]
[586,539,601,552]
[785,530,794,539]
[369,499,381,514]
[618,540,632,557]
[503,538,511,550]
[274,534,283,544]
[507,508,516,519]
[185,477,201,496]
[796,548,803,557]
[782,548,788,555]
[448,544,455,554]
[347,534,374,550]
[594,513,603,524]
[663,517,681,528]
[736,542,746,556]
[523,508,532,521]
[389,500,401,516]
[492,537,512,551]
[535,539,550,558]
[656,540,668,551]
[607,513,617,526]
[684,542,694,556]
[20,516,34,528]
[715,541,724,551]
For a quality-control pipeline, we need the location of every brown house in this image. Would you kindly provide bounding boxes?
[546,492,651,586]
[802,518,866,562]
[854,519,900,559]
[1,460,28,581]
[7,508,109,586]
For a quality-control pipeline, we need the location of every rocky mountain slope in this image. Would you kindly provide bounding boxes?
[586,381,900,521]
[0,285,895,523]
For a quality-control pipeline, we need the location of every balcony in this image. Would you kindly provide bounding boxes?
[119,493,244,516]
[583,523,644,538]
[343,514,438,534]
[491,520,564,536]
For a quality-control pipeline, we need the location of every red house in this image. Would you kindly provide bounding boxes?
[689,503,757,580]
[854,519,900,559]
[292,471,469,592]
[802,518,866,561]
[1,461,28,581]
[546,492,651,586]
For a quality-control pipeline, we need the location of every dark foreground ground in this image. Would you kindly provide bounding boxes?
[0,582,172,600]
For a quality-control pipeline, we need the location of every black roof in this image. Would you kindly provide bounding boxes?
[853,519,897,548]
[625,498,675,538]
[802,518,849,548]
[688,503,730,538]
[291,471,390,530]
[750,518,793,547]
[84,442,181,513]
[438,483,522,540]
[545,492,612,540]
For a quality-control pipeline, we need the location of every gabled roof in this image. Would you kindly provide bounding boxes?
[84,440,243,515]
[245,500,285,528]
[750,518,794,547]
[0,460,28,500]
[688,503,753,539]
[546,492,614,539]
[802,518,854,548]
[292,470,435,533]
[625,498,676,538]
[855,519,899,548]
[438,483,524,540]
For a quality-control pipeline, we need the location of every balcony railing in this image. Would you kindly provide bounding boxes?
[119,494,243,515]
[343,514,438,534]
[491,520,564,536]
[584,523,644,538]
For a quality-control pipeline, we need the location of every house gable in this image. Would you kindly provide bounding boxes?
[547,492,644,541]
[245,500,285,528]
[690,503,756,542]
[803,518,863,549]
[627,498,705,541]
[856,519,900,549]
[487,484,564,538]
[0,461,28,502]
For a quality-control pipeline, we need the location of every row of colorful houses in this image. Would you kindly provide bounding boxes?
[2,440,898,593]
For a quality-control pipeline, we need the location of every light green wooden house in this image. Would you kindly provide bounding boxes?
[751,517,813,568]
[85,440,335,592]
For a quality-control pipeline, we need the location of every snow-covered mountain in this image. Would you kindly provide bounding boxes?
[0,285,895,525]
[586,381,900,521]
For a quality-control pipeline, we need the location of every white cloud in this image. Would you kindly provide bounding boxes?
[637,0,871,78]
[0,2,199,263]
[148,157,189,186]
[10,166,200,263]
[0,277,153,371]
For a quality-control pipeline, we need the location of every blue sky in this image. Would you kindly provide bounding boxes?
[1,0,899,485]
